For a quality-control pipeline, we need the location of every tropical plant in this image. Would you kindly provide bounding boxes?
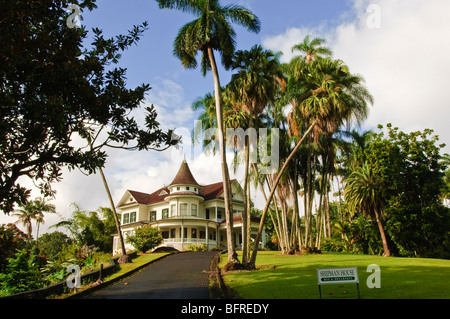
[37,231,72,261]
[157,0,261,267]
[344,162,391,256]
[51,204,116,252]
[0,249,47,295]
[291,34,332,63]
[0,223,28,273]
[226,45,284,265]
[248,37,373,268]
[12,197,56,242]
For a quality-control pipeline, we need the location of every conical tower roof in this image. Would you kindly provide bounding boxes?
[169,160,199,186]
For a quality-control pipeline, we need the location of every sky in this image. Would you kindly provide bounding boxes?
[2,0,450,236]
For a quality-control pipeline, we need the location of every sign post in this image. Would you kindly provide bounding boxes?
[317,267,360,299]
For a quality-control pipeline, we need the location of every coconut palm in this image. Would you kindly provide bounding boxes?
[344,162,391,256]
[13,197,56,242]
[157,0,261,266]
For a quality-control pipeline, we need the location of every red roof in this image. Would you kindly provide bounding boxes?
[124,181,234,207]
[119,161,238,207]
[169,160,199,186]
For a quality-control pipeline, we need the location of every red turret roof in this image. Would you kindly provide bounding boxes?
[169,160,199,186]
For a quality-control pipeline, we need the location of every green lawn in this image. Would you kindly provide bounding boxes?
[220,251,450,299]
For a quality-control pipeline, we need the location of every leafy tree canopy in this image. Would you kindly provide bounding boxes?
[363,124,450,258]
[0,0,176,214]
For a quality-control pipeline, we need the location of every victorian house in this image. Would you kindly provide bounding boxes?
[112,160,266,254]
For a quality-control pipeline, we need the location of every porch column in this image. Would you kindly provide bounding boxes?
[205,223,209,250]
[181,223,184,246]
[215,206,218,222]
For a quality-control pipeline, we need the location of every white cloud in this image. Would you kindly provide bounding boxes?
[262,26,329,64]
[148,78,195,129]
[263,0,450,153]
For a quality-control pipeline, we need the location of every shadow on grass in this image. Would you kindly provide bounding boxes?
[222,254,450,299]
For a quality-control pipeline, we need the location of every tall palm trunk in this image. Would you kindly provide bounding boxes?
[87,137,129,263]
[207,46,238,265]
[249,120,316,268]
[242,136,250,265]
[98,167,130,263]
[374,208,391,257]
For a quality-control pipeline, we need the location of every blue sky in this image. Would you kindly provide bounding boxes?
[80,0,354,113]
[2,0,450,235]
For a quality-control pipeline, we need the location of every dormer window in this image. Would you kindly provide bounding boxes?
[186,187,190,191]
[177,187,181,191]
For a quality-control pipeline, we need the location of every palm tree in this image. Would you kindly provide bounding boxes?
[228,45,284,264]
[249,52,373,268]
[344,162,391,256]
[291,35,332,64]
[13,197,56,242]
[157,0,261,266]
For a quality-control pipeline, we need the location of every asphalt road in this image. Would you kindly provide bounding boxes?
[87,251,218,299]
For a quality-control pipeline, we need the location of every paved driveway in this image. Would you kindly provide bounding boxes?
[87,251,218,299]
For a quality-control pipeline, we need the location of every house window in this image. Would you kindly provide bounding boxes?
[180,203,188,216]
[191,228,197,239]
[123,212,136,224]
[170,228,176,238]
[206,209,210,220]
[162,209,169,219]
[162,231,169,239]
[171,204,176,217]
[177,187,180,191]
[123,213,129,224]
[149,211,157,222]
[183,227,188,239]
[186,186,190,191]
[217,211,222,219]
[191,204,198,216]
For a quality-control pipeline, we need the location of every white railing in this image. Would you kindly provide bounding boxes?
[163,238,217,245]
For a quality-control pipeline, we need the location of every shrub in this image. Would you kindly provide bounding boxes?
[186,243,207,252]
[127,226,163,253]
[0,249,47,295]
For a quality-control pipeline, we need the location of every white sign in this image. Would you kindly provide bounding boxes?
[317,267,359,285]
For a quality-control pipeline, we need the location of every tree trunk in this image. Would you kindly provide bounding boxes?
[242,136,250,265]
[98,167,131,264]
[374,208,391,257]
[325,190,332,238]
[248,120,316,269]
[207,46,238,266]
[87,137,130,264]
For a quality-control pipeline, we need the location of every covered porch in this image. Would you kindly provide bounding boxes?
[156,220,220,251]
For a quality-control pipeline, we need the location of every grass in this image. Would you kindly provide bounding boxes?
[219,251,450,299]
